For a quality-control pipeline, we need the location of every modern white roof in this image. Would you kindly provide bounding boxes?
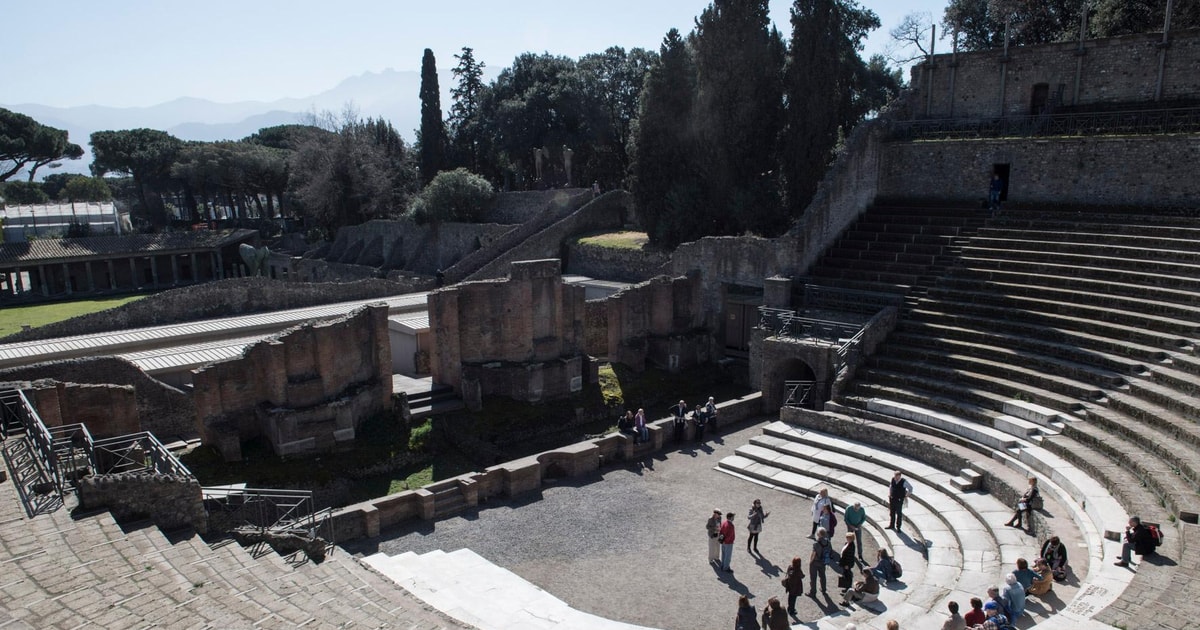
[388,313,430,335]
[0,291,430,371]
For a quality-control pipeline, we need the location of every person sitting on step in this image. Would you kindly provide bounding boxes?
[1004,477,1040,531]
[1011,558,1038,592]
[1039,535,1068,581]
[872,548,898,582]
[839,567,879,607]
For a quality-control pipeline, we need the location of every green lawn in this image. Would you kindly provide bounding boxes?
[575,230,650,250]
[0,295,147,337]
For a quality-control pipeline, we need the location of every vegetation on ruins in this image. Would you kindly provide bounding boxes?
[0,295,147,337]
[573,230,651,251]
[943,0,1199,52]
[408,168,495,224]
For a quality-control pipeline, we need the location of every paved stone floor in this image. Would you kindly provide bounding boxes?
[350,419,889,630]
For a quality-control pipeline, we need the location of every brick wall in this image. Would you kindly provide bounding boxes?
[192,305,392,459]
[27,381,139,438]
[909,30,1200,119]
[878,135,1200,207]
[0,357,195,440]
[603,273,710,371]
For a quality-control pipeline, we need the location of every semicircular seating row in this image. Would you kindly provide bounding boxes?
[786,204,1200,630]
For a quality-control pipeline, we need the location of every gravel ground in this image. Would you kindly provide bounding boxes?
[347,418,881,630]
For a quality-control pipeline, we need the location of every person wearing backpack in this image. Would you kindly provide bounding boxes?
[1115,515,1158,567]
[809,527,831,595]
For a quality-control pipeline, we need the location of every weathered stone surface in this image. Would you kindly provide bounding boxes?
[76,472,206,533]
[26,381,139,438]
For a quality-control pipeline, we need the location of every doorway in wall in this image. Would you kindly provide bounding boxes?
[992,163,1011,203]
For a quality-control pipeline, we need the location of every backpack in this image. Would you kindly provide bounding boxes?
[892,559,903,578]
[1147,524,1165,548]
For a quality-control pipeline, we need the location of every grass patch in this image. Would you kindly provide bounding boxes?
[574,230,650,251]
[0,295,147,337]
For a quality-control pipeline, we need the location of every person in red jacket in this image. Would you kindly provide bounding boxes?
[719,512,736,572]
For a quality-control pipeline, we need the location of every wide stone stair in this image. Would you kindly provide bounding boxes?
[827,206,1200,630]
[0,472,470,629]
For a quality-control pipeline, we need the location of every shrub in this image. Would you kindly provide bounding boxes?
[409,168,494,223]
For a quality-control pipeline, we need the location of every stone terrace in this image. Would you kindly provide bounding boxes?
[820,205,1200,630]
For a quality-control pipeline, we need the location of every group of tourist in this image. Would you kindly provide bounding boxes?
[620,397,719,445]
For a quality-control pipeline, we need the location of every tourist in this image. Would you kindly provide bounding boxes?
[719,512,736,572]
[988,173,1003,210]
[839,566,879,607]
[872,548,897,582]
[782,556,805,616]
[820,503,838,540]
[887,471,912,533]
[634,408,648,444]
[838,532,857,588]
[844,500,867,560]
[705,396,718,431]
[986,586,1008,619]
[1115,515,1156,567]
[1001,572,1026,621]
[970,601,1010,630]
[809,526,830,595]
[746,499,769,554]
[1012,558,1037,592]
[1004,477,1039,531]
[810,488,831,538]
[886,621,899,630]
[964,597,986,626]
[734,594,759,630]
[706,509,723,565]
[1040,535,1068,580]
[692,404,708,442]
[941,600,966,630]
[618,410,636,438]
[1028,558,1053,597]
[669,399,688,443]
[760,596,789,630]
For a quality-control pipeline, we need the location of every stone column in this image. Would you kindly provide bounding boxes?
[129,258,138,289]
[170,255,179,286]
[107,260,116,290]
[149,256,159,287]
[85,261,95,292]
[763,276,793,310]
[189,253,198,282]
[215,251,224,280]
[62,264,72,294]
[38,265,49,296]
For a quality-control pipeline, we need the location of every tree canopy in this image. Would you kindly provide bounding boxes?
[0,108,84,182]
[943,0,1198,52]
[418,48,447,186]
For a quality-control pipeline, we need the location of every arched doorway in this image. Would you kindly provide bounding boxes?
[770,358,820,410]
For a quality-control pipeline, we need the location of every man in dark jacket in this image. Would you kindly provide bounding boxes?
[1115,515,1156,567]
[669,399,688,442]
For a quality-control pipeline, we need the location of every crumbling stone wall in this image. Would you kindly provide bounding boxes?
[564,240,670,283]
[192,305,393,460]
[879,135,1200,208]
[321,219,511,274]
[0,357,195,441]
[909,30,1200,120]
[77,472,207,533]
[603,273,710,372]
[429,259,587,404]
[0,277,414,344]
[25,381,138,438]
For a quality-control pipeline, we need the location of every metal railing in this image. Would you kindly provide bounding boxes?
[890,106,1200,141]
[784,380,819,408]
[758,308,867,348]
[202,487,335,555]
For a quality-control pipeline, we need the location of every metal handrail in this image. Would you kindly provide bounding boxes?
[890,106,1200,141]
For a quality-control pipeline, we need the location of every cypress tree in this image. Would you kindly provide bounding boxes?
[417,48,447,186]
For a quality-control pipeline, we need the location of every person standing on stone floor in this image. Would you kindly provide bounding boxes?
[837,532,857,588]
[808,526,830,595]
[820,503,838,540]
[692,404,708,442]
[810,488,831,538]
[746,499,769,554]
[988,173,1004,210]
[669,399,688,443]
[782,556,805,616]
[844,501,867,561]
[887,470,913,533]
[719,511,736,572]
[734,594,760,630]
[705,396,718,430]
[707,509,723,565]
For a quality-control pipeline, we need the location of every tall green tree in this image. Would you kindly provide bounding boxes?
[783,0,880,215]
[629,29,699,246]
[448,47,487,172]
[576,46,657,188]
[1,181,49,204]
[0,108,84,182]
[418,48,447,186]
[690,0,787,237]
[90,128,182,226]
[61,175,113,203]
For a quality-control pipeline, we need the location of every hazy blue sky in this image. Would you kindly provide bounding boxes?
[5,0,949,108]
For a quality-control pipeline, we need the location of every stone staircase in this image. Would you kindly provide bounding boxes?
[408,383,466,421]
[0,473,470,629]
[823,206,1200,630]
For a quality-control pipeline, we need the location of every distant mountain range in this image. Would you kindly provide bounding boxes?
[3,67,482,179]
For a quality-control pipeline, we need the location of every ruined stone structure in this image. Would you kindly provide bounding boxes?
[192,305,392,460]
[23,380,140,438]
[603,273,710,372]
[909,30,1200,120]
[76,471,207,533]
[428,259,587,407]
